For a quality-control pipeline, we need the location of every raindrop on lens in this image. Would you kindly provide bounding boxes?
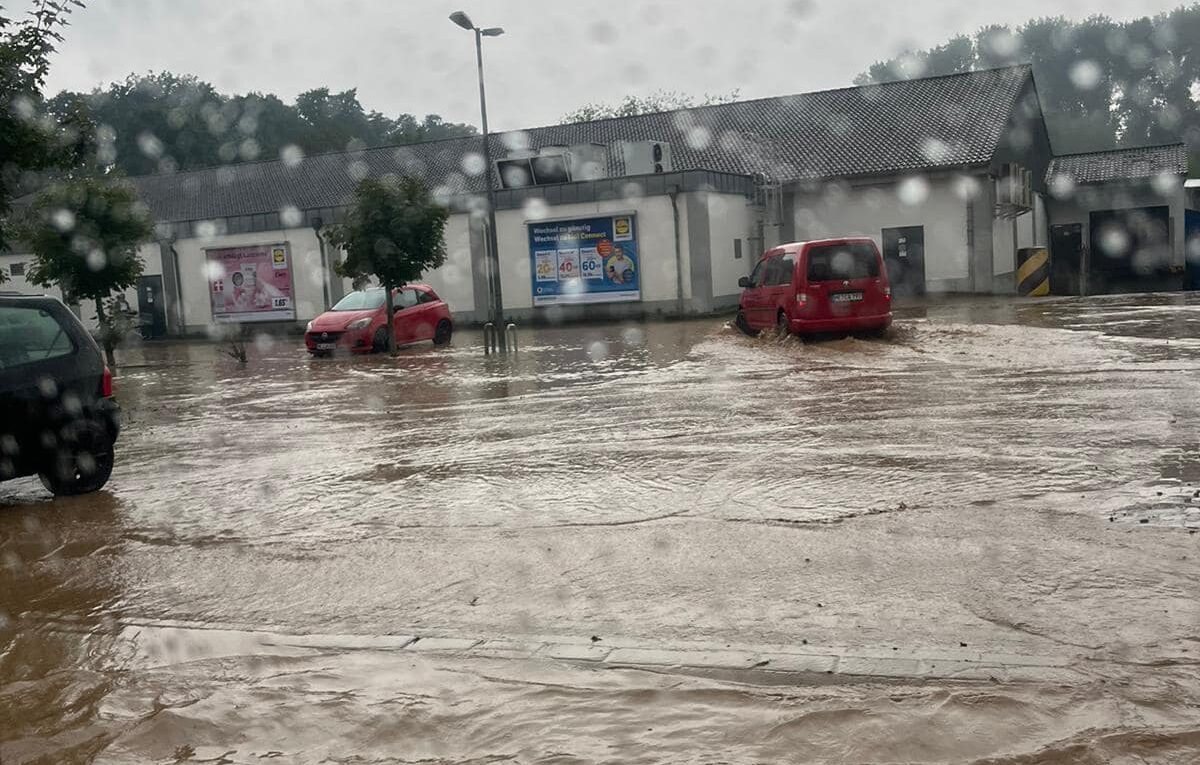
[897,177,929,205]
[586,341,608,362]
[461,152,486,176]
[522,197,549,220]
[1069,60,1102,90]
[280,205,303,227]
[280,144,304,167]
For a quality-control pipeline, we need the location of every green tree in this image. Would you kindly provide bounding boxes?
[0,0,90,254]
[322,176,448,354]
[854,6,1200,154]
[20,176,154,366]
[562,89,741,123]
[47,75,477,175]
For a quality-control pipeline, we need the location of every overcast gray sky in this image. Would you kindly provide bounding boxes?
[43,0,1186,131]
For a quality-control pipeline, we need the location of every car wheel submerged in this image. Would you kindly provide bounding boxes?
[38,422,115,496]
[372,327,388,354]
[735,311,758,337]
[433,319,452,346]
[777,310,791,335]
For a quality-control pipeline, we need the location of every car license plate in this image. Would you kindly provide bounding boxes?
[831,291,864,303]
[316,342,336,350]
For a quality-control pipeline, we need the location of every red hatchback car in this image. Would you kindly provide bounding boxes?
[304,284,453,355]
[736,238,892,336]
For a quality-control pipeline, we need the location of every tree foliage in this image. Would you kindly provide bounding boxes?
[20,175,154,363]
[322,176,448,353]
[855,6,1200,155]
[46,73,478,176]
[0,0,91,253]
[562,89,741,123]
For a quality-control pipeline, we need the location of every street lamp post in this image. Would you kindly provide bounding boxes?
[450,11,506,350]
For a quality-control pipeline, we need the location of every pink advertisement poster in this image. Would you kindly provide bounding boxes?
[207,244,295,323]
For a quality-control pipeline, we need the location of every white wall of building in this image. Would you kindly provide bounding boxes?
[1,242,163,331]
[993,216,1016,277]
[707,192,755,298]
[421,214,474,314]
[791,177,970,285]
[492,194,687,310]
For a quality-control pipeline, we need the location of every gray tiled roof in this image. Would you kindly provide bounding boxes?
[1047,144,1188,185]
[132,65,1034,224]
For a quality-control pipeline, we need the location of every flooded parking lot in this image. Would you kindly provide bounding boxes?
[4,294,1200,763]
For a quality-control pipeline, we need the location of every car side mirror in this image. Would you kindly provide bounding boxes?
[737,276,751,288]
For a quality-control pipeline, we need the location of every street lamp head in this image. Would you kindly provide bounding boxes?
[449,11,474,30]
[480,27,504,37]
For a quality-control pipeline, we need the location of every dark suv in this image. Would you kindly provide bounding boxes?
[0,293,120,496]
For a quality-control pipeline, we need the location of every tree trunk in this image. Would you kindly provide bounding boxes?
[383,282,397,355]
[94,293,117,368]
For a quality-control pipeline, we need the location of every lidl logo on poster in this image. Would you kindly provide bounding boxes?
[528,214,640,306]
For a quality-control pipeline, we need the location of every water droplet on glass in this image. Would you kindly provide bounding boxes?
[787,0,814,16]
[586,340,608,362]
[137,132,163,158]
[1069,60,1102,90]
[1048,173,1075,200]
[280,144,304,167]
[920,138,951,164]
[588,20,616,44]
[896,176,929,206]
[952,174,980,201]
[51,209,75,232]
[86,249,107,271]
[347,160,369,181]
[686,126,712,150]
[500,131,530,152]
[1151,172,1177,197]
[461,152,486,176]
[280,205,303,228]
[1099,227,1130,256]
[522,197,549,220]
[239,139,260,161]
[621,327,645,346]
[253,332,276,353]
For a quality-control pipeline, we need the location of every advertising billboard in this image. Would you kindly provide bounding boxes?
[529,214,640,305]
[206,243,295,322]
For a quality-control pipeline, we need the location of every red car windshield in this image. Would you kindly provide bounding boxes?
[330,290,386,311]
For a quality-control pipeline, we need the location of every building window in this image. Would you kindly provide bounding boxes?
[734,239,743,259]
[9,262,24,277]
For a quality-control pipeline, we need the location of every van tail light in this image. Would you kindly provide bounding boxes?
[883,286,892,299]
[795,293,807,305]
[101,367,113,398]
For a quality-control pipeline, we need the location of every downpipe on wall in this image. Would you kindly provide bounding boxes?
[668,185,683,316]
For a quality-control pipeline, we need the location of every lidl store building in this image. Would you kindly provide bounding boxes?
[3,65,1197,336]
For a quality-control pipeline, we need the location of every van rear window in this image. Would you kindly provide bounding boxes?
[806,244,880,281]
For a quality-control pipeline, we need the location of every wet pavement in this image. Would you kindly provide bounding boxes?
[3,293,1200,763]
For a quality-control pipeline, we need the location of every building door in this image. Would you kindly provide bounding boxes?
[137,275,167,339]
[1049,223,1083,295]
[1088,206,1171,294]
[881,226,925,297]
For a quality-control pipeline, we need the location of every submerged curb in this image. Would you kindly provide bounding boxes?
[35,615,1087,685]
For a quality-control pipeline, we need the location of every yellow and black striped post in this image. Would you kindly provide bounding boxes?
[1016,247,1050,296]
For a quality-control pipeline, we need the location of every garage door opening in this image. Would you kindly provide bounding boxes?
[1088,207,1172,294]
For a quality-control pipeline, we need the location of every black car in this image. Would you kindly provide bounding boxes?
[0,293,120,495]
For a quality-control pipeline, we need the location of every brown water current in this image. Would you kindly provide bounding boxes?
[3,293,1200,763]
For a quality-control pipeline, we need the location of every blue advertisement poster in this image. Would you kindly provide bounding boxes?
[528,214,640,305]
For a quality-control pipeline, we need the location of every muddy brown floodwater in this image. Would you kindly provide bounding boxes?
[3,294,1200,764]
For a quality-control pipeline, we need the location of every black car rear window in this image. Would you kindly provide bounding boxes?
[0,305,76,369]
[806,244,881,281]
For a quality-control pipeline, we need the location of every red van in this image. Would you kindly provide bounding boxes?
[735,238,892,336]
